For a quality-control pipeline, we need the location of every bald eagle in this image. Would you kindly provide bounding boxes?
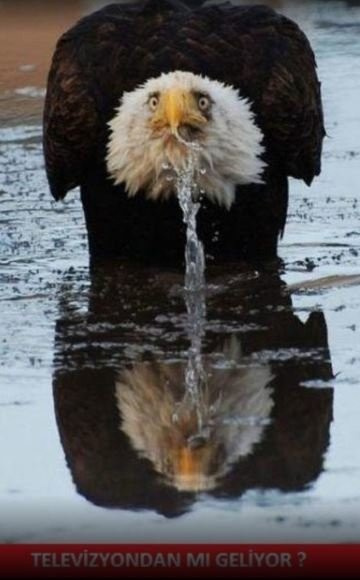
[43,0,324,264]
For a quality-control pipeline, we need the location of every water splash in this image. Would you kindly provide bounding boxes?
[172,146,208,435]
[176,149,205,293]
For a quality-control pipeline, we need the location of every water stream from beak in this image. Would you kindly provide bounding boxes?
[173,146,208,434]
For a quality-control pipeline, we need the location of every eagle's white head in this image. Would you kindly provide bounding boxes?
[107,71,265,209]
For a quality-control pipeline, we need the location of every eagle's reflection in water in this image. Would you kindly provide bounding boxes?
[116,337,273,492]
[53,263,333,516]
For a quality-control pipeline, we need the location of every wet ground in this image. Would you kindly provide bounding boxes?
[1,0,360,542]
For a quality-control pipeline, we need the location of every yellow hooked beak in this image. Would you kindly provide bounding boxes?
[178,446,199,478]
[173,444,214,492]
[150,88,207,135]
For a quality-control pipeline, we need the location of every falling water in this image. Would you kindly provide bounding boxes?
[171,147,208,433]
[175,150,206,294]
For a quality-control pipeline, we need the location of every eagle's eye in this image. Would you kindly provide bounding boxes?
[148,94,159,112]
[197,94,211,112]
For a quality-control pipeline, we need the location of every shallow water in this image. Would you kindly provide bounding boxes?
[1,0,360,543]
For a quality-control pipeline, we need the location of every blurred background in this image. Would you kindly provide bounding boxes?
[1,0,360,124]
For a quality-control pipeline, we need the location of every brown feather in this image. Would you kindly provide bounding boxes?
[43,0,324,261]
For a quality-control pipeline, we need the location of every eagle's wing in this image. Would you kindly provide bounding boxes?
[43,35,98,200]
[43,4,136,200]
[43,1,324,200]
[180,3,325,185]
[225,5,325,185]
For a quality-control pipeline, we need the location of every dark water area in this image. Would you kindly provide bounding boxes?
[1,0,360,542]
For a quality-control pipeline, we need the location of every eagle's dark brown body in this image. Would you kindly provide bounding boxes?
[43,0,324,264]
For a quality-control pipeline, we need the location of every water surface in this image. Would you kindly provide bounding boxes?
[1,0,360,543]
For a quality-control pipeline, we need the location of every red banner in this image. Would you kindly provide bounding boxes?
[1,544,359,578]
